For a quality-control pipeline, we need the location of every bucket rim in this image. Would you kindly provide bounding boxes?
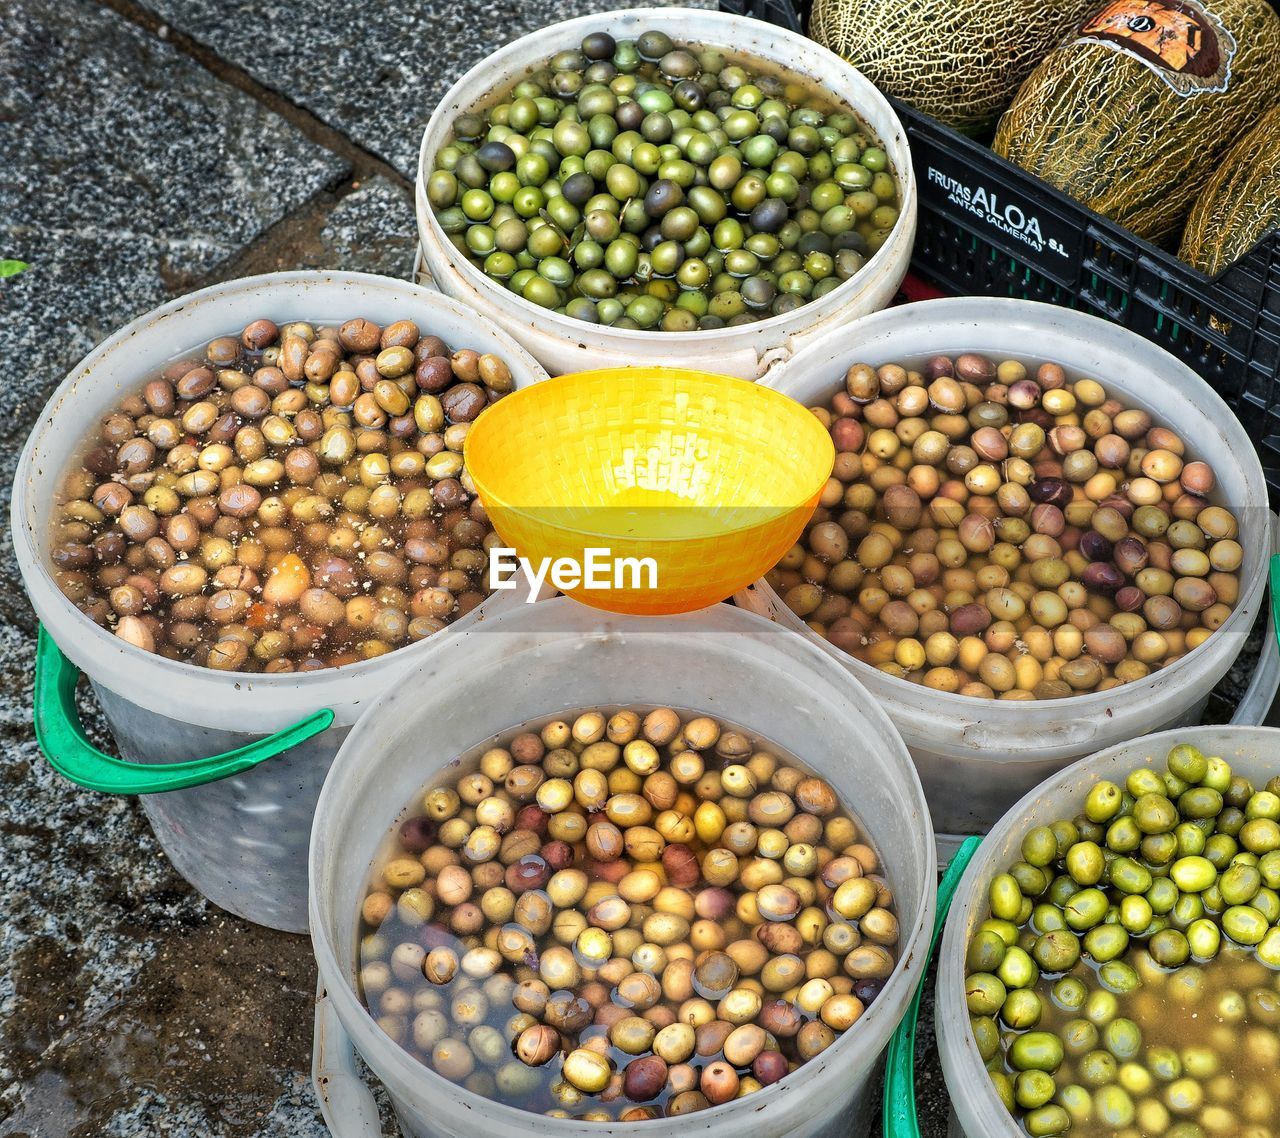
[10,269,548,723]
[309,596,940,1133]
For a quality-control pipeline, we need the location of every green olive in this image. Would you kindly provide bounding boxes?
[1064,888,1109,930]
[1031,904,1067,934]
[1146,875,1179,914]
[1061,1017,1099,1057]
[1149,928,1191,967]
[1085,781,1124,823]
[1175,821,1207,856]
[1166,965,1205,1004]
[1084,988,1118,1026]
[1001,988,1043,1030]
[966,930,1008,973]
[1164,1076,1204,1114]
[989,1071,1015,1112]
[970,1014,1001,1061]
[1141,831,1178,866]
[1057,1083,1092,1126]
[1053,976,1089,1011]
[1172,892,1205,930]
[1178,786,1224,819]
[1220,861,1263,905]
[1203,755,1233,793]
[981,918,1021,947]
[1132,793,1178,834]
[1066,841,1105,885]
[1010,861,1050,898]
[1119,894,1154,934]
[965,972,1007,1016]
[990,874,1024,921]
[1047,875,1080,908]
[1024,1104,1071,1136]
[1101,1016,1143,1061]
[1258,926,1280,966]
[1248,988,1280,1033]
[1170,855,1217,892]
[1106,815,1142,853]
[1219,807,1247,837]
[1008,1031,1064,1073]
[1107,856,1152,895]
[1094,1083,1135,1127]
[1078,1049,1117,1086]
[1205,832,1240,868]
[1014,1069,1056,1109]
[1202,882,1225,914]
[1050,820,1081,858]
[1148,1044,1182,1082]
[1260,849,1280,888]
[1242,817,1280,853]
[1098,959,1140,993]
[996,946,1038,990]
[1031,929,1081,973]
[1167,743,1209,783]
[1223,904,1269,945]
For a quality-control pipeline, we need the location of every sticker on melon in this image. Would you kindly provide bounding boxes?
[1074,0,1237,93]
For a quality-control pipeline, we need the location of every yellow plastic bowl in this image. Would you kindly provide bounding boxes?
[464,368,835,615]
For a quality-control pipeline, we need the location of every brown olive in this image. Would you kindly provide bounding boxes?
[622,1055,668,1102]
[357,702,898,1122]
[783,353,1237,701]
[55,317,508,671]
[516,1023,561,1067]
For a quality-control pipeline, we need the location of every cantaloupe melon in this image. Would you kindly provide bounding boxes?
[809,0,1097,134]
[993,0,1280,243]
[1180,102,1280,273]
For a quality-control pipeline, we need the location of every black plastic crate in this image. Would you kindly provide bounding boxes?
[719,0,1280,505]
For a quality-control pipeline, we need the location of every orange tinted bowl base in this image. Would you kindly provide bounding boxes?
[464,368,836,615]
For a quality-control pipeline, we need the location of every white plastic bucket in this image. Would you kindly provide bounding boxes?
[735,298,1274,841]
[12,270,549,933]
[415,7,917,379]
[309,597,937,1138]
[935,724,1280,1138]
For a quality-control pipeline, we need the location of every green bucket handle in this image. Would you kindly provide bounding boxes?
[883,835,982,1138]
[1270,554,1280,648]
[33,624,335,794]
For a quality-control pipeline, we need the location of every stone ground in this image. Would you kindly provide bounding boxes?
[1,3,1274,1137]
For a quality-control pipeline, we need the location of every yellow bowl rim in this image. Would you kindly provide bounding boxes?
[464,368,836,543]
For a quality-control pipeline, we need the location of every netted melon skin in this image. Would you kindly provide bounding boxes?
[1180,102,1280,274]
[809,0,1096,134]
[993,0,1280,244]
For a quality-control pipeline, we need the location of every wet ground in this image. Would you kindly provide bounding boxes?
[2,2,1274,1136]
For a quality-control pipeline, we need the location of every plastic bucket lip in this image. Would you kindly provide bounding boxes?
[309,597,939,1135]
[12,270,549,727]
[936,723,1280,1138]
[414,6,918,348]
[742,295,1270,721]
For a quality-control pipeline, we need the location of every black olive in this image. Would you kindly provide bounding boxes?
[741,277,777,310]
[561,172,595,206]
[749,198,789,234]
[580,31,616,60]
[643,179,684,218]
[673,79,704,111]
[636,30,674,60]
[615,101,645,132]
[475,141,516,173]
